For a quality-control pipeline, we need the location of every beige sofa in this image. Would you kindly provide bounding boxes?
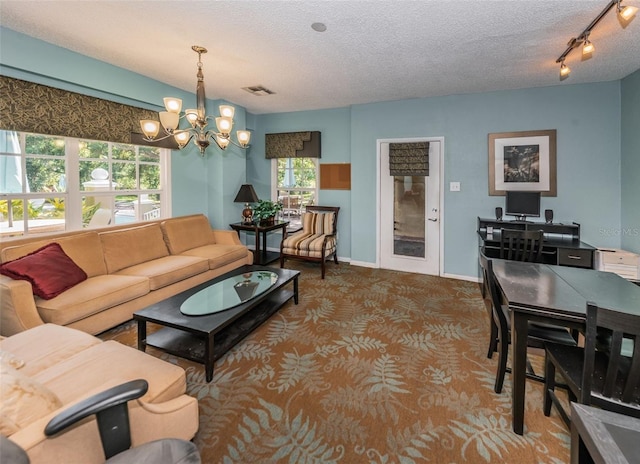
[0,214,253,337]
[0,323,199,463]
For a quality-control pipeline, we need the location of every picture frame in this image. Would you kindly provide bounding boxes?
[488,129,556,196]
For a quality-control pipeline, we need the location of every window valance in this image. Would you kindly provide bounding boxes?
[0,76,159,145]
[265,131,321,159]
[389,142,429,176]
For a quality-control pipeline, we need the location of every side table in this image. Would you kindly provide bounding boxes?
[230,221,289,265]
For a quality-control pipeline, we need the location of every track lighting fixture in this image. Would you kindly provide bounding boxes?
[555,0,637,79]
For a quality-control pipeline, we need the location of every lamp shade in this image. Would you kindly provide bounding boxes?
[234,184,259,203]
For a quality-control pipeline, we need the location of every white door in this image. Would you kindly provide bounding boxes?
[378,138,442,275]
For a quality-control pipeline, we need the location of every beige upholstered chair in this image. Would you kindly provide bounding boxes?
[280,206,339,279]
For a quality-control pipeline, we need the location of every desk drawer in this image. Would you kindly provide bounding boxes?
[558,248,593,268]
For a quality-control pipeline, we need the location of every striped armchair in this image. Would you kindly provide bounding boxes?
[280,206,340,279]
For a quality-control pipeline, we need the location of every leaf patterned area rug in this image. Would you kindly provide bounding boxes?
[100,262,570,463]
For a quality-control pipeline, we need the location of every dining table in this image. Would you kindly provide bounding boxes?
[490,259,640,435]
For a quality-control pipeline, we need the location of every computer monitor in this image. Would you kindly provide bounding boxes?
[505,191,540,221]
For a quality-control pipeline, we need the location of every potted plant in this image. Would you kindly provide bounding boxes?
[252,199,283,225]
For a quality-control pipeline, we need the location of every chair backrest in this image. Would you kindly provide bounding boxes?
[88,208,112,228]
[581,302,640,415]
[303,206,339,235]
[499,228,543,262]
[478,253,509,336]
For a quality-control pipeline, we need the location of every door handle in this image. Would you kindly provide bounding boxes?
[428,217,438,222]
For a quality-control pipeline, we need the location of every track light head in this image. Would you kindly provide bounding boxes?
[618,1,639,20]
[582,39,595,56]
[560,62,571,79]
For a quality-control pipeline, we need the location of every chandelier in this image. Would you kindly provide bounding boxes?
[140,45,251,156]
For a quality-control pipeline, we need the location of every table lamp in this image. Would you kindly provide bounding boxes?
[234,184,259,223]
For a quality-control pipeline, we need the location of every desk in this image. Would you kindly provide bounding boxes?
[478,217,596,269]
[230,221,289,265]
[571,403,640,464]
[491,260,640,435]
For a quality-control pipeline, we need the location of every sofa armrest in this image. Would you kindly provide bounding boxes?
[0,275,45,336]
[212,229,243,246]
[9,378,198,464]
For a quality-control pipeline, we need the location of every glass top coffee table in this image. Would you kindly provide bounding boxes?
[133,265,300,382]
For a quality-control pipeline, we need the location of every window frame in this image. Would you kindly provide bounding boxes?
[270,157,318,228]
[0,131,171,237]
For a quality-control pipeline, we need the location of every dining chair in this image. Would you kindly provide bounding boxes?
[479,253,577,394]
[500,228,544,262]
[280,205,339,279]
[544,302,640,427]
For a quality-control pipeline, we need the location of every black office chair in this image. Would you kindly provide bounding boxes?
[500,228,544,262]
[544,302,640,427]
[479,253,577,393]
[1,380,201,464]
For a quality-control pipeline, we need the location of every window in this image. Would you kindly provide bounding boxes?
[0,130,171,238]
[272,158,318,229]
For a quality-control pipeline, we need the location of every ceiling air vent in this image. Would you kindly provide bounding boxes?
[242,85,275,96]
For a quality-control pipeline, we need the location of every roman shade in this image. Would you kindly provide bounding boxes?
[389,142,429,176]
[265,131,321,159]
[0,76,158,145]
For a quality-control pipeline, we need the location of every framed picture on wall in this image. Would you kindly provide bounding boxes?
[488,129,557,196]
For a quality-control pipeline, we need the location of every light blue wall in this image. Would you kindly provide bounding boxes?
[249,108,352,257]
[3,26,635,278]
[0,27,249,229]
[256,83,624,278]
[621,69,640,254]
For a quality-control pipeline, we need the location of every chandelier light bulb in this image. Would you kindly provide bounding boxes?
[216,135,230,149]
[216,117,233,135]
[237,130,251,147]
[219,105,235,118]
[185,109,198,126]
[163,98,182,113]
[140,120,160,138]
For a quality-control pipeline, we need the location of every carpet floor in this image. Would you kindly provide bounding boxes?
[99,261,570,463]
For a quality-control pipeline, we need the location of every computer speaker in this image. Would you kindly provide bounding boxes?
[545,209,553,224]
[495,207,503,221]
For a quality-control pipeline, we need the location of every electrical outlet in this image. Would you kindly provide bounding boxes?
[450,182,461,192]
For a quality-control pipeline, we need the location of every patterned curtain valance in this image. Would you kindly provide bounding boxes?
[265,131,321,159]
[389,142,429,176]
[0,76,159,145]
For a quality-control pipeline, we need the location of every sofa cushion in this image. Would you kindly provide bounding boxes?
[1,232,107,278]
[33,341,187,405]
[35,275,150,327]
[0,324,102,377]
[180,244,252,269]
[161,215,216,255]
[115,255,209,291]
[100,223,169,274]
[0,243,88,299]
[0,350,25,370]
[0,363,63,435]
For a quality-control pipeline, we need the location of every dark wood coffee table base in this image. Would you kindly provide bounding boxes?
[134,266,299,382]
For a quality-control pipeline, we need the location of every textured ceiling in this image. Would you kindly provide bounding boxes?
[2,0,640,114]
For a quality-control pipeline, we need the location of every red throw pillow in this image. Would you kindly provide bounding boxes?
[0,243,87,299]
